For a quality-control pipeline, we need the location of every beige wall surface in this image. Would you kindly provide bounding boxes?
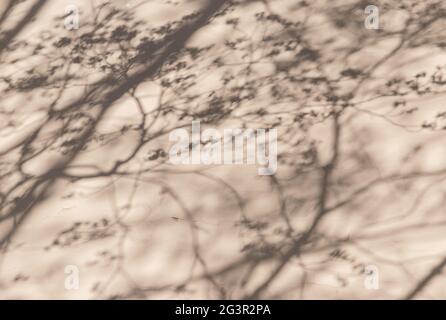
[0,0,446,299]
